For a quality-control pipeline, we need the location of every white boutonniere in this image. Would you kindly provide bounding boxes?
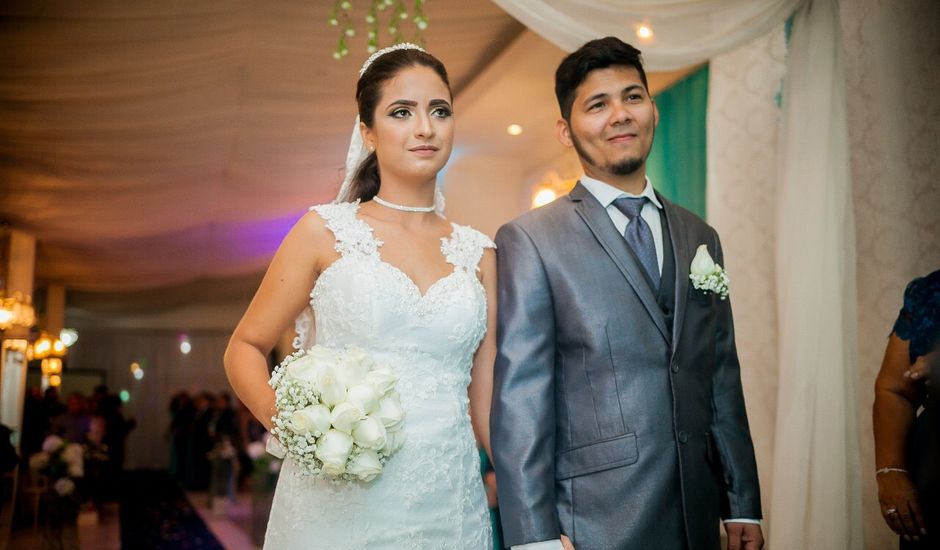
[689,245,730,300]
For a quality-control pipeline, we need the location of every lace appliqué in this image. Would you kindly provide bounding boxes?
[310,201,382,258]
[442,224,496,273]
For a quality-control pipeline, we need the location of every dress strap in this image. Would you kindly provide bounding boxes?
[309,201,382,258]
[442,223,496,273]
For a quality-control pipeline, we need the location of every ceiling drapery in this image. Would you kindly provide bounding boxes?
[490,0,803,70]
[0,1,522,292]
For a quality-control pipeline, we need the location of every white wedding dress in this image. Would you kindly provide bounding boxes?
[264,201,494,549]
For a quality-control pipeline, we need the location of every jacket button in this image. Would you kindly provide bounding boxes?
[678,430,688,443]
[670,360,679,373]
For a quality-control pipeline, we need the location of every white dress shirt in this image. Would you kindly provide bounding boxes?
[509,177,758,550]
[580,175,664,275]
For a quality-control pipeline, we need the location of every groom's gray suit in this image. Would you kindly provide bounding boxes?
[491,182,761,550]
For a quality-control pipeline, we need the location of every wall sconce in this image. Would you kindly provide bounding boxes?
[0,291,37,332]
[531,171,578,209]
[29,332,67,361]
[30,331,68,390]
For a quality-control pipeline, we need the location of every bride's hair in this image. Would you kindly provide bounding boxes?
[349,49,451,203]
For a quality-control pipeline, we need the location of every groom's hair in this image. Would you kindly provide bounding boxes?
[555,37,649,121]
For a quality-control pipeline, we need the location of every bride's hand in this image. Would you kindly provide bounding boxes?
[561,534,575,550]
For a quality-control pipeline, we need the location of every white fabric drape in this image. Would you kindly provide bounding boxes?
[769,1,862,548]
[489,0,803,70]
[492,0,864,546]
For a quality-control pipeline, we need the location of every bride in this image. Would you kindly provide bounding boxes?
[223,44,496,549]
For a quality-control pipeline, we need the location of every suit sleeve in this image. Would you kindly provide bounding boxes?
[710,231,763,520]
[491,222,560,546]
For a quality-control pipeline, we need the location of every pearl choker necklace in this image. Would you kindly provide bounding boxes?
[373,195,435,213]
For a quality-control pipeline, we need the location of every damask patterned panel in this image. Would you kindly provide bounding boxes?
[841,1,940,548]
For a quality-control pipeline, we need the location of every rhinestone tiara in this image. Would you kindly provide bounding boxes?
[359,42,426,77]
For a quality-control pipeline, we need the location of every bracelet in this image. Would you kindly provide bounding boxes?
[875,467,908,475]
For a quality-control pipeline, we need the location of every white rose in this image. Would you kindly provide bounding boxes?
[317,366,347,407]
[376,393,405,431]
[42,435,63,453]
[352,415,387,450]
[347,449,383,482]
[380,428,406,456]
[330,402,362,434]
[63,444,84,478]
[346,384,379,415]
[246,441,266,460]
[690,244,717,276]
[337,347,374,387]
[365,368,398,395]
[286,355,319,383]
[315,430,354,475]
[289,404,332,435]
[307,345,340,365]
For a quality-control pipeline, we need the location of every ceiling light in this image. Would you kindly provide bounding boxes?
[636,25,654,41]
[506,124,523,136]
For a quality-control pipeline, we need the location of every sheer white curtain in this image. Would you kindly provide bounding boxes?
[770,0,861,548]
[491,0,862,547]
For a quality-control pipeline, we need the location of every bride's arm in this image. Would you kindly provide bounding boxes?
[469,247,498,459]
[224,211,331,430]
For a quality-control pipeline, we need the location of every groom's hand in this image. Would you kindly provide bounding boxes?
[725,522,764,550]
[560,534,575,550]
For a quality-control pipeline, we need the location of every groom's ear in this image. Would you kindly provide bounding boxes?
[556,118,574,148]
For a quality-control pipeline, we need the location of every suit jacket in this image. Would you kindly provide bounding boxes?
[490,183,761,550]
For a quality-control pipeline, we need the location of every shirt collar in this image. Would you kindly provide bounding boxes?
[580,174,663,210]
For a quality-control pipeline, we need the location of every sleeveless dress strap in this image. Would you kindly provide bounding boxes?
[309,201,382,258]
[442,224,495,273]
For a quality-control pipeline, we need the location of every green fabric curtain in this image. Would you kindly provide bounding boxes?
[646,64,709,219]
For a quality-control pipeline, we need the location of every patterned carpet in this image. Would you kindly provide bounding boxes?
[119,470,224,550]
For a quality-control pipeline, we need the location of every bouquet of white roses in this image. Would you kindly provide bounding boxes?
[268,344,405,482]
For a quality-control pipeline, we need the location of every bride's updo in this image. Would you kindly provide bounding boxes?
[348,48,451,203]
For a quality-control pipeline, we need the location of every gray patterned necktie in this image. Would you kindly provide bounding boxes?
[612,196,660,288]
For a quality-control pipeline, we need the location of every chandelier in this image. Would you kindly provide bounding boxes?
[0,291,36,332]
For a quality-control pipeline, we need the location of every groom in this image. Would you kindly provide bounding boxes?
[490,37,763,550]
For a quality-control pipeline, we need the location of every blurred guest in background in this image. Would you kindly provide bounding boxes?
[186,392,214,490]
[99,393,136,498]
[168,390,193,483]
[51,393,91,444]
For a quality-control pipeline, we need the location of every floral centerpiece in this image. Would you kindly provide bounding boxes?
[268,344,405,482]
[29,435,85,525]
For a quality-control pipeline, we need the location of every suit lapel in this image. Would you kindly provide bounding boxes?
[569,183,670,344]
[660,193,690,354]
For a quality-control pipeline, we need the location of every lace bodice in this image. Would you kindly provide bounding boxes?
[266,201,495,549]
